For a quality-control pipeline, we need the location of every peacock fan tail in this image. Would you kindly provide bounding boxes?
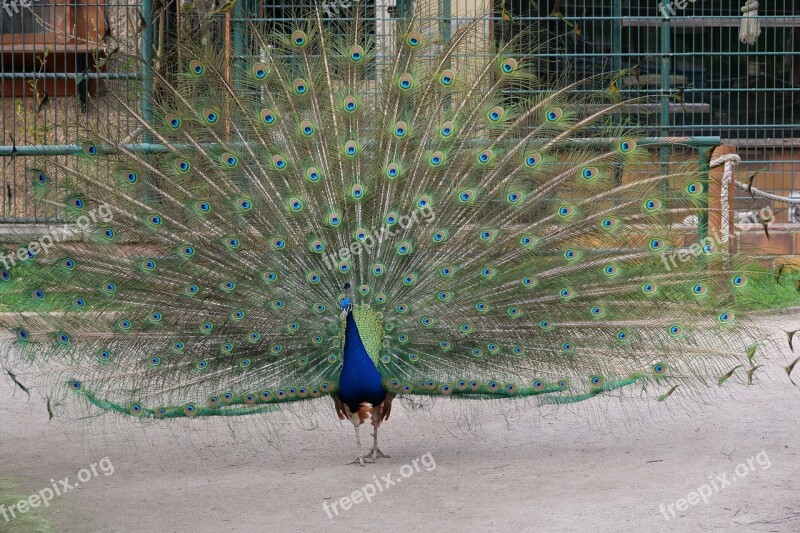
[0,5,789,441]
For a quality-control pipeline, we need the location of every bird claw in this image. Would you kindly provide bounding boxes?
[348,456,367,466]
[366,447,390,460]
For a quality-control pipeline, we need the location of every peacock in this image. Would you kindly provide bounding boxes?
[0,3,791,466]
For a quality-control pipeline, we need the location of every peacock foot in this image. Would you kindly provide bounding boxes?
[366,447,390,461]
[348,455,367,466]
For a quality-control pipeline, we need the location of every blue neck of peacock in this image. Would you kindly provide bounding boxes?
[342,311,373,372]
[339,310,385,410]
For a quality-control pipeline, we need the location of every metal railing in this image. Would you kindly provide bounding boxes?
[0,0,796,226]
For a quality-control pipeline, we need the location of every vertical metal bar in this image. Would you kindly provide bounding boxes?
[441,0,451,45]
[660,7,671,189]
[612,0,622,75]
[141,0,154,142]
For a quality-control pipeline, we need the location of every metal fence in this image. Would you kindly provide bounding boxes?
[0,0,798,223]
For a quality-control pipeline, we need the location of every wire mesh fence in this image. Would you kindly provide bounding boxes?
[0,0,797,224]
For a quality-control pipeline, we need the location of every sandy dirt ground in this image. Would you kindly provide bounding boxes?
[1,318,800,533]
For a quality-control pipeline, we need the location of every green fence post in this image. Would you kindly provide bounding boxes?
[141,0,154,143]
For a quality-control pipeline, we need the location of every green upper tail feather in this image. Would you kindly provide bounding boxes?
[0,4,792,420]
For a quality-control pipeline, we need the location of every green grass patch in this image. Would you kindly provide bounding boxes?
[0,478,52,533]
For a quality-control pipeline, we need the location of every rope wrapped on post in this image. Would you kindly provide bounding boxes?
[739,0,762,45]
[711,153,800,246]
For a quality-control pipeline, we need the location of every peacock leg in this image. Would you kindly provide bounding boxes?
[366,409,390,460]
[348,424,366,466]
[367,425,390,460]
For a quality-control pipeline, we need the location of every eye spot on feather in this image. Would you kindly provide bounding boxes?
[32,169,48,185]
[203,108,219,124]
[692,283,708,296]
[487,106,504,122]
[261,108,276,125]
[589,376,603,389]
[649,238,664,251]
[165,114,182,130]
[291,29,307,47]
[477,149,493,164]
[642,282,657,295]
[603,264,618,276]
[500,57,518,74]
[349,45,364,62]
[643,198,663,212]
[398,73,414,90]
[718,311,734,325]
[653,363,667,376]
[343,95,358,112]
[385,163,400,179]
[405,30,423,48]
[557,205,574,218]
[189,60,204,76]
[440,69,455,86]
[429,151,444,166]
[581,167,599,181]
[546,108,563,122]
[83,143,98,157]
[539,319,553,331]
[525,153,542,168]
[293,78,308,95]
[251,62,268,79]
[618,139,636,153]
[732,275,747,287]
[440,121,454,138]
[344,141,358,157]
[686,182,704,196]
[175,159,190,173]
[669,324,685,338]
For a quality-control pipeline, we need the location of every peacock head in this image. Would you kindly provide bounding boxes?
[340,283,353,318]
